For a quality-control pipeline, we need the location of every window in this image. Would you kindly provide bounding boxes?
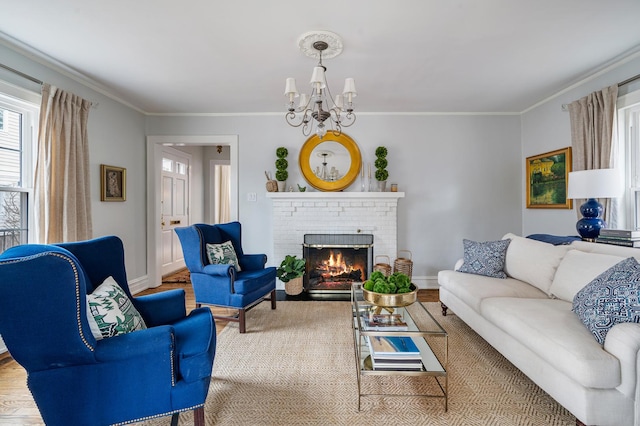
[617,90,640,230]
[0,84,38,250]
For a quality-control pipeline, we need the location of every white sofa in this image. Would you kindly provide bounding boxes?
[438,233,640,426]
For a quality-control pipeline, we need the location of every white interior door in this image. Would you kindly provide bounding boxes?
[161,148,191,276]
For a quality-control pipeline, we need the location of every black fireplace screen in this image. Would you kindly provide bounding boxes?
[303,234,373,293]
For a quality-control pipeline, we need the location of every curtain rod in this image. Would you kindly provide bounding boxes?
[561,73,640,111]
[618,72,640,87]
[0,63,43,85]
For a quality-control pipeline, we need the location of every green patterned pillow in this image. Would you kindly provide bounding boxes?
[86,276,147,340]
[206,240,242,271]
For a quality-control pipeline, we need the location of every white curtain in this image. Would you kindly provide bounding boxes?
[35,83,92,243]
[214,164,230,224]
[568,84,618,224]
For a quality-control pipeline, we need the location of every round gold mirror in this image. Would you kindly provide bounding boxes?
[299,133,362,191]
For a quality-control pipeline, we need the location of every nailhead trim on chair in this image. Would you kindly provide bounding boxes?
[111,404,205,425]
[0,252,95,352]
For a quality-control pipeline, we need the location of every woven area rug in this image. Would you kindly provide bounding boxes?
[139,301,575,426]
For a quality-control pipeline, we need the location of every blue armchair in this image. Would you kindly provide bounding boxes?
[0,236,215,426]
[175,222,276,333]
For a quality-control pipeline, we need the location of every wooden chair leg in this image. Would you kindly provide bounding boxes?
[170,412,179,426]
[239,309,246,333]
[441,302,448,316]
[194,406,205,426]
[270,289,277,309]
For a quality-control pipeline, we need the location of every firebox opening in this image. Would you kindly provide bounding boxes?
[303,234,373,295]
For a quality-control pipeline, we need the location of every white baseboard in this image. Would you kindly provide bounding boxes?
[129,275,150,295]
[0,336,6,354]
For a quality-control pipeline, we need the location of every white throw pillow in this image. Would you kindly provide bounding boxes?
[501,233,571,295]
[86,276,147,340]
[205,240,242,271]
[550,250,625,302]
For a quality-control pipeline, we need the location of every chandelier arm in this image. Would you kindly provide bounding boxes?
[340,112,356,128]
[302,120,312,136]
[285,111,306,128]
[330,122,343,137]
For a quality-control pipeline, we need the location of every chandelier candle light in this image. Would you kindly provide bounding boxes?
[284,31,356,139]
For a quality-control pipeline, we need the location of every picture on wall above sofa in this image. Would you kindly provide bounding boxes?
[526,147,572,209]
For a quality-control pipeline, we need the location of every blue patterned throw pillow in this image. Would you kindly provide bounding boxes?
[458,239,511,279]
[572,257,640,345]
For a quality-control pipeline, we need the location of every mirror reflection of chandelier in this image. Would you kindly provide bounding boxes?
[284,31,357,139]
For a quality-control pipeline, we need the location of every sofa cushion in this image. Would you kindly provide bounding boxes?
[458,239,510,278]
[481,297,621,389]
[438,270,548,313]
[573,257,640,344]
[550,250,625,302]
[501,233,571,295]
[206,240,242,271]
[86,276,147,340]
[571,240,640,262]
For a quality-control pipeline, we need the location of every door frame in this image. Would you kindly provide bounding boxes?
[146,135,238,288]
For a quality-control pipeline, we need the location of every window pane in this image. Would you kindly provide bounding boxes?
[176,162,186,175]
[0,109,21,150]
[0,190,27,251]
[0,148,20,186]
[162,158,173,172]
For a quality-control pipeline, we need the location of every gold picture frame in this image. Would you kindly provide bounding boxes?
[526,147,572,209]
[100,164,126,202]
[298,132,362,192]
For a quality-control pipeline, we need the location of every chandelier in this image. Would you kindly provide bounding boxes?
[284,31,357,139]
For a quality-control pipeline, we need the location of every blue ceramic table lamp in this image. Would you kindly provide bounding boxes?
[567,168,623,240]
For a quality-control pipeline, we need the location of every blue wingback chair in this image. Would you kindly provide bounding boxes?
[0,236,216,426]
[175,222,276,333]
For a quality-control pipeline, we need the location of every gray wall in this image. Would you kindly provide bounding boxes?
[4,38,638,288]
[0,42,148,280]
[146,113,522,282]
[521,55,640,236]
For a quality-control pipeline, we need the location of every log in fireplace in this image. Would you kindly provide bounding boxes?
[303,234,373,297]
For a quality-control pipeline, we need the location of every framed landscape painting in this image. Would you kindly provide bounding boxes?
[526,147,572,209]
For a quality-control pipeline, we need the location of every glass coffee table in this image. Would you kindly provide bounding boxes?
[351,282,448,411]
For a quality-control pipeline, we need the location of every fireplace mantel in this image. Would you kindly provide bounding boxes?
[268,191,404,290]
[266,192,405,200]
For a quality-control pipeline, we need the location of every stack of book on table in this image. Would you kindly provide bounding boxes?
[361,313,409,331]
[366,335,423,371]
[596,229,640,248]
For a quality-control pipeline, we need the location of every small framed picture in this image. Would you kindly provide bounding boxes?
[526,147,572,209]
[100,164,126,202]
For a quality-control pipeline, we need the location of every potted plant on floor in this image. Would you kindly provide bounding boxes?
[275,147,288,192]
[277,254,305,295]
[375,146,389,191]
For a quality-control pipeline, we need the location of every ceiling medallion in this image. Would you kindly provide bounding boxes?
[297,31,344,60]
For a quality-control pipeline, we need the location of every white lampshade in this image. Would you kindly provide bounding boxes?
[309,67,326,89]
[298,93,309,109]
[567,168,624,199]
[334,94,344,110]
[343,78,356,97]
[284,78,299,96]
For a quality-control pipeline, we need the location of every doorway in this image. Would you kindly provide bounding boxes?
[160,147,191,276]
[146,135,238,288]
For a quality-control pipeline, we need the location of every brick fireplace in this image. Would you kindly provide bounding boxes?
[267,192,404,291]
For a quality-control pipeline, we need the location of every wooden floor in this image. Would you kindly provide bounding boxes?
[0,281,438,423]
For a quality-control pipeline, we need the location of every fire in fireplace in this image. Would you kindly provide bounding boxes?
[303,234,373,295]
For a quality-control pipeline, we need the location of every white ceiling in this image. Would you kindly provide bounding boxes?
[1,0,640,115]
